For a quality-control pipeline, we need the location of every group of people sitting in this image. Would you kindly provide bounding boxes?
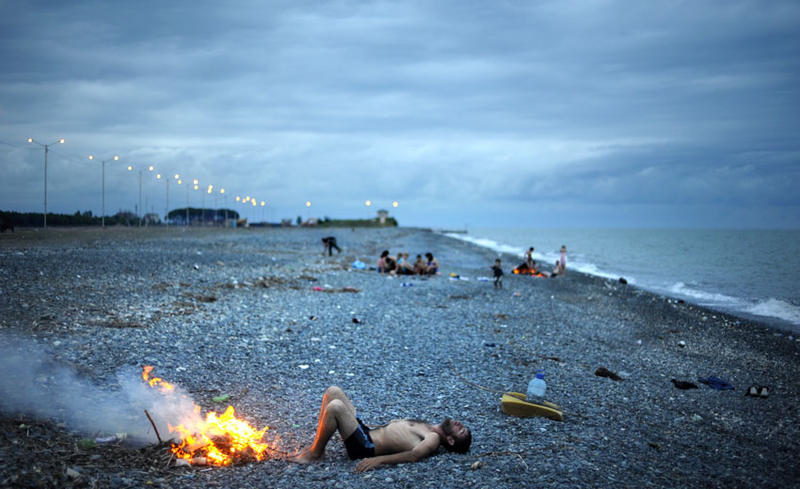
[378,250,439,276]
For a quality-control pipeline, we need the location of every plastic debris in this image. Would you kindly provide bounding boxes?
[671,379,698,390]
[77,438,95,450]
[698,376,734,390]
[595,366,622,381]
[212,394,231,403]
[94,433,127,444]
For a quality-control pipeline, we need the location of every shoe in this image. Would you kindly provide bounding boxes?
[758,386,769,398]
[745,385,759,396]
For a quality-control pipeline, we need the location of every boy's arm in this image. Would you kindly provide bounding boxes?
[354,433,440,473]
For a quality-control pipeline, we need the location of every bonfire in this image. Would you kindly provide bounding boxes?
[141,366,280,466]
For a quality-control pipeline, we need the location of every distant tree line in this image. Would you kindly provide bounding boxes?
[1,210,119,227]
[317,217,398,227]
[1,208,240,228]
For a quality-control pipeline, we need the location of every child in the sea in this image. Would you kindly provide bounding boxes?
[491,259,504,289]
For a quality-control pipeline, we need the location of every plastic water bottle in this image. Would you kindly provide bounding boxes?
[526,370,546,401]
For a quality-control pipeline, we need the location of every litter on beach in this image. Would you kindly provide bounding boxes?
[595,366,622,381]
[698,376,734,390]
[501,392,563,421]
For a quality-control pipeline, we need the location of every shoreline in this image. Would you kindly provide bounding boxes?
[440,229,800,334]
[1,226,798,488]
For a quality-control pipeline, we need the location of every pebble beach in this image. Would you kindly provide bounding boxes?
[1,226,798,488]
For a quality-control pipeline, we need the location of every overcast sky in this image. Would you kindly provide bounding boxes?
[1,0,798,228]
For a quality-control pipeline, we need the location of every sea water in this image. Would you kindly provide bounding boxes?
[447,228,800,333]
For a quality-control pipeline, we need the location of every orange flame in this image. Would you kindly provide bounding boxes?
[141,366,277,466]
[142,365,175,392]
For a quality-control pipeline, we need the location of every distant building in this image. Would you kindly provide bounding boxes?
[144,213,161,225]
[377,209,389,224]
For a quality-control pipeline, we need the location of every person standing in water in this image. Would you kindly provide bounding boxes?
[560,245,567,274]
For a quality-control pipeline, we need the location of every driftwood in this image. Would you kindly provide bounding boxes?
[144,409,163,444]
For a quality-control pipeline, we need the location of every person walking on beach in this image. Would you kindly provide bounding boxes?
[491,258,504,288]
[291,386,472,472]
[321,236,342,256]
[559,245,567,274]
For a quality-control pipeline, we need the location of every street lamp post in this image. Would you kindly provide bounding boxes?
[27,137,65,228]
[88,154,119,228]
[184,180,189,226]
[204,184,213,226]
[127,164,154,226]
[156,173,171,226]
[193,180,200,226]
[220,188,226,227]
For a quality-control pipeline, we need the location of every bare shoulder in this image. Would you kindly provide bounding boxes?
[411,431,441,458]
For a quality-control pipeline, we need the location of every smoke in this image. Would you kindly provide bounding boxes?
[0,334,199,444]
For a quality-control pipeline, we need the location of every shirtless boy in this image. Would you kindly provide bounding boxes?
[291,386,471,472]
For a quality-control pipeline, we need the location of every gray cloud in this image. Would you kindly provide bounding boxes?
[1,0,798,227]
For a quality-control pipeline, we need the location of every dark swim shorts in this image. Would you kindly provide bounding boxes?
[344,418,375,460]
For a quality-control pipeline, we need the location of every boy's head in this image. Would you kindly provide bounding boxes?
[494,259,501,265]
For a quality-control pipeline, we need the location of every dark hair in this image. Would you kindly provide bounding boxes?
[380,250,390,258]
[425,252,433,260]
[445,429,472,454]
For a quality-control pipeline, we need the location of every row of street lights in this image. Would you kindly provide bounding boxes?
[88,154,246,228]
[29,137,399,229]
[26,136,257,228]
[365,200,399,208]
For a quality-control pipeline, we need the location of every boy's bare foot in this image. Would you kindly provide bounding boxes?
[289,449,322,464]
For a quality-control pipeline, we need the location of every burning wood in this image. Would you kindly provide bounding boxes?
[141,366,280,467]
